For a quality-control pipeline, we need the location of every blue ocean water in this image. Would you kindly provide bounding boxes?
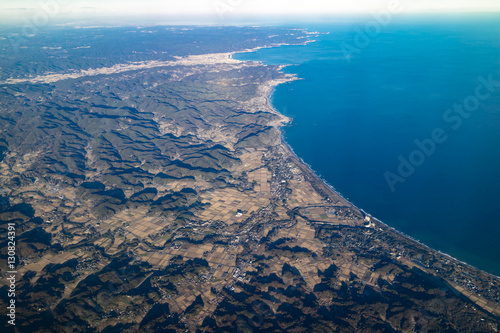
[235,14,500,276]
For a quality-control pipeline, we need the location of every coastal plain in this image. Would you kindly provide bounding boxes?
[0,26,499,332]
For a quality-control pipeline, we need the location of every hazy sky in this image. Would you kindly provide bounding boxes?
[1,0,499,24]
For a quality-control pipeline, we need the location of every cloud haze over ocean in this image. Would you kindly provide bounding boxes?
[1,0,500,25]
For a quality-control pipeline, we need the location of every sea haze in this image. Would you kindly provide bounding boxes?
[235,14,500,276]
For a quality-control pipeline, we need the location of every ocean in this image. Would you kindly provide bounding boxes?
[234,14,500,276]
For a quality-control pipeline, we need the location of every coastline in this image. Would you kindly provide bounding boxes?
[279,122,500,280]
[230,42,500,316]
[6,24,500,331]
[266,70,500,315]
[268,72,500,283]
